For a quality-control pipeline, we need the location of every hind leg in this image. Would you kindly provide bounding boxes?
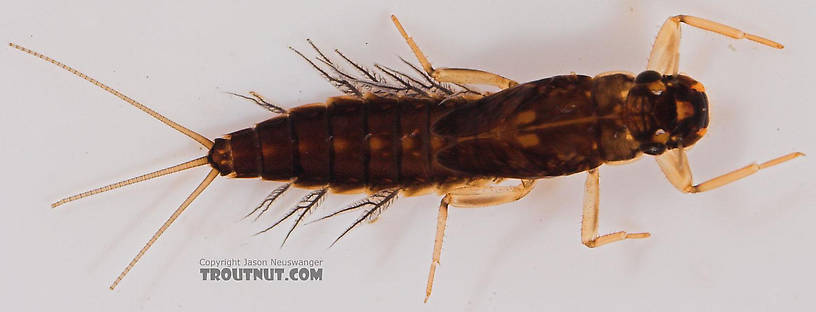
[391,15,518,90]
[425,179,535,302]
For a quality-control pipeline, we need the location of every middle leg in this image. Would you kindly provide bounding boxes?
[581,168,650,248]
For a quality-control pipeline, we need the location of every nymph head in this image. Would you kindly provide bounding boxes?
[626,70,710,155]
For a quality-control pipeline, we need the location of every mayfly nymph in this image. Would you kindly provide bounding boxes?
[11,14,802,302]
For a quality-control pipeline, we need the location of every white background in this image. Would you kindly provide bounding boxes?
[1,0,813,311]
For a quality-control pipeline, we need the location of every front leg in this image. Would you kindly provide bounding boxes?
[647,15,784,75]
[391,15,518,90]
[581,169,650,248]
[655,149,803,193]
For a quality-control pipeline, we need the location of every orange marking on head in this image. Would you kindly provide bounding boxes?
[691,82,706,93]
[676,100,695,120]
[652,130,670,144]
[647,81,666,93]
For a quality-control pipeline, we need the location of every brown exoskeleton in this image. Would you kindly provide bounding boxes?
[10,14,802,302]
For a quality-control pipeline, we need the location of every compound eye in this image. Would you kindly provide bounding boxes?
[640,142,667,155]
[635,70,662,83]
